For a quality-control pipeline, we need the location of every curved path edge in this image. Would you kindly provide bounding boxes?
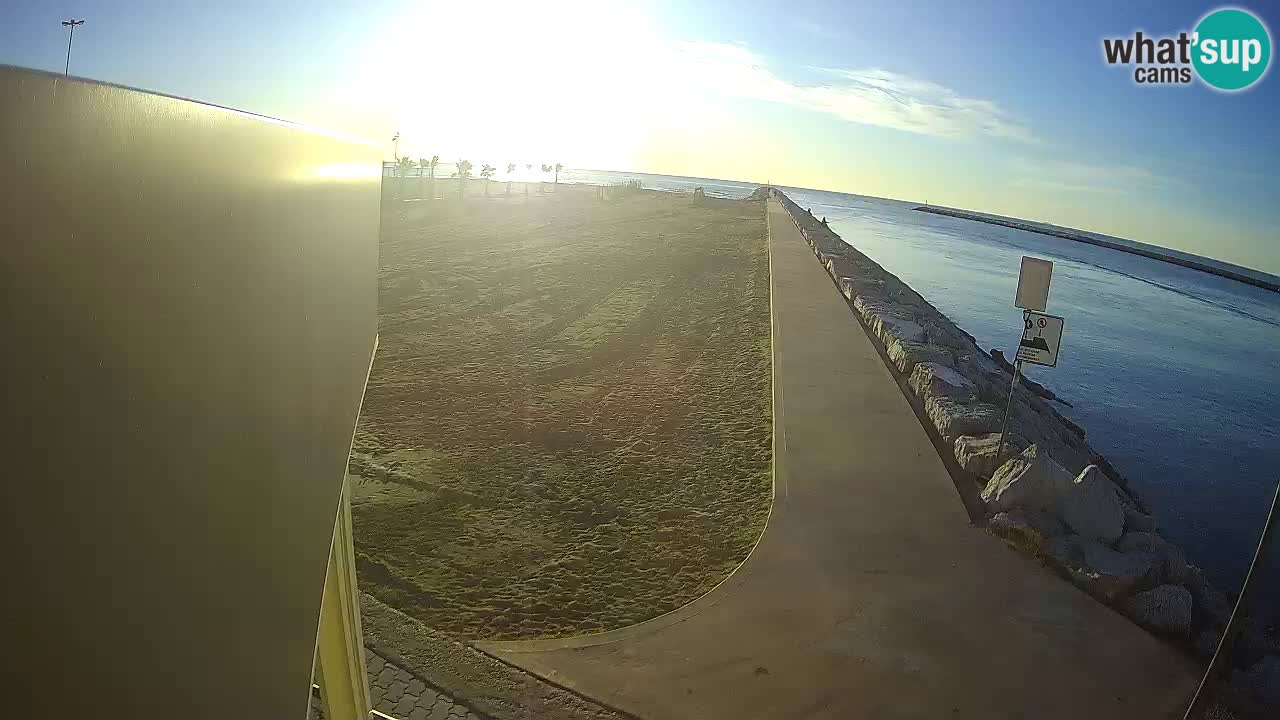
[474,198,1199,720]
[475,200,781,655]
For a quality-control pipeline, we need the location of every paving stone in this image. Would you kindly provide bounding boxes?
[385,679,407,703]
[362,646,488,720]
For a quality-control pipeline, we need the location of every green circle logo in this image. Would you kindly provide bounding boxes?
[1193,8,1271,91]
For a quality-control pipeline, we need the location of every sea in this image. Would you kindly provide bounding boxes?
[555,168,1280,614]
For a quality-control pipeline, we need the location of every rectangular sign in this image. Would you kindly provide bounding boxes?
[1015,256,1053,311]
[1017,311,1064,367]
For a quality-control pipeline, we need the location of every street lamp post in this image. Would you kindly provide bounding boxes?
[61,19,85,76]
[391,132,400,162]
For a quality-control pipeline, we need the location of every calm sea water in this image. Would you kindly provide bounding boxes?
[563,169,1280,610]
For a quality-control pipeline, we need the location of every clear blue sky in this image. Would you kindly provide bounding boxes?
[3,1,1278,273]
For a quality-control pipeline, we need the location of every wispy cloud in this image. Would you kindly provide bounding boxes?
[1007,157,1173,196]
[670,42,1034,143]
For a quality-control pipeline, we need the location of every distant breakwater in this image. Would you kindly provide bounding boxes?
[914,205,1280,293]
[762,187,1279,713]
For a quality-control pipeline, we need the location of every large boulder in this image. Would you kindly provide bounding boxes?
[1235,617,1280,668]
[998,506,1068,537]
[954,432,1029,477]
[1115,531,1193,586]
[1124,507,1156,533]
[852,296,926,346]
[924,396,1003,443]
[1046,535,1156,602]
[1184,564,1233,629]
[885,336,954,375]
[983,452,1125,544]
[982,446,1071,514]
[1235,655,1280,708]
[1122,584,1193,636]
[1192,627,1223,659]
[910,362,977,402]
[1055,465,1125,544]
[825,255,859,281]
[988,511,1050,553]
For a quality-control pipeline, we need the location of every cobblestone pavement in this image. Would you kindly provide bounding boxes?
[309,646,486,720]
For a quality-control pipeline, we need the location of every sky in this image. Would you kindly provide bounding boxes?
[3,0,1278,274]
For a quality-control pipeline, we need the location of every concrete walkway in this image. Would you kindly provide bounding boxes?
[476,198,1198,719]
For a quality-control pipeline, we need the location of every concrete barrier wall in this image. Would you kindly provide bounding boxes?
[2,66,380,719]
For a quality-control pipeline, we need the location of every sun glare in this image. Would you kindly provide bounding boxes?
[375,0,667,170]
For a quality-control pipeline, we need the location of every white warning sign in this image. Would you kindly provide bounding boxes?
[1016,311,1064,367]
[1015,256,1053,312]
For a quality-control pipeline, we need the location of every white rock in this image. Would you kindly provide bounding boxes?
[982,446,1073,514]
[924,396,1003,443]
[910,362,977,401]
[885,336,953,375]
[954,433,1028,477]
[1122,584,1193,636]
[1055,465,1126,545]
[851,295,926,346]
[1046,535,1156,602]
[878,315,926,344]
[837,277,858,301]
[988,512,1043,546]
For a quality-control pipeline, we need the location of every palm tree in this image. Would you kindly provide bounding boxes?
[456,159,473,197]
[417,157,431,198]
[539,164,551,193]
[428,155,439,198]
[506,162,516,197]
[396,156,414,178]
[480,164,496,196]
[554,162,563,187]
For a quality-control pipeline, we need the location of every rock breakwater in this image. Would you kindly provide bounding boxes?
[766,189,1278,713]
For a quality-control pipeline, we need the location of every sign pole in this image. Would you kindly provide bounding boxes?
[995,310,1029,471]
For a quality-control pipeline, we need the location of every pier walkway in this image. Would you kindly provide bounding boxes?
[475,198,1197,719]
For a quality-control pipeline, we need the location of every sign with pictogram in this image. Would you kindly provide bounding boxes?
[1016,311,1064,367]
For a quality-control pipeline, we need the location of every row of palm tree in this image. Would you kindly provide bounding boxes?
[392,154,564,199]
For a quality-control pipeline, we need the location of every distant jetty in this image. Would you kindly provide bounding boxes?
[914,205,1280,293]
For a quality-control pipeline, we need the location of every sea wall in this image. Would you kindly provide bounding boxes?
[915,205,1280,293]
[766,188,1279,711]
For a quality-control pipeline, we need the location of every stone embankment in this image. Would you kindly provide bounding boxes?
[915,205,1280,293]
[764,188,1278,715]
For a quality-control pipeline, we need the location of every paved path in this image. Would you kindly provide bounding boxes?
[476,198,1198,719]
[310,647,485,720]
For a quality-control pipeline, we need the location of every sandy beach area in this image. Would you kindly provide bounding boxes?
[350,182,773,640]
